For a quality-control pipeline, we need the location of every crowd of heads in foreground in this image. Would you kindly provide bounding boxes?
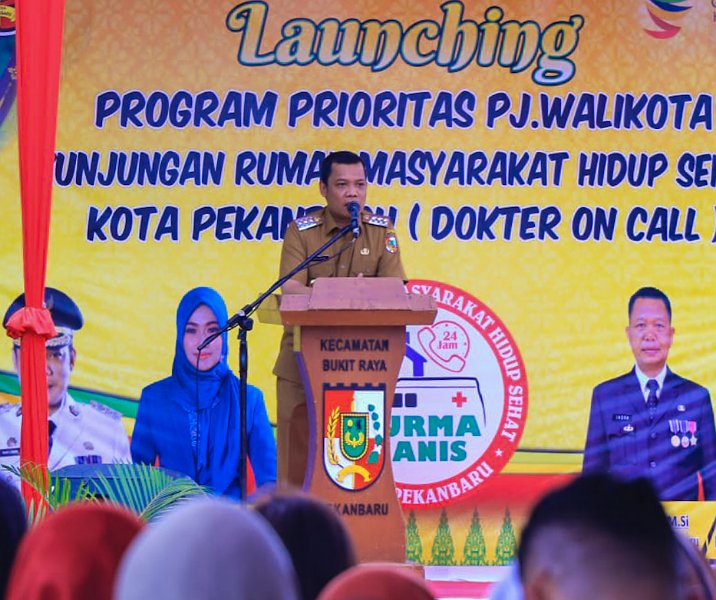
[0,474,715,600]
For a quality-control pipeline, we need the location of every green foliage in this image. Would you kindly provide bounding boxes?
[3,463,94,525]
[3,462,207,525]
[462,508,487,565]
[91,463,207,521]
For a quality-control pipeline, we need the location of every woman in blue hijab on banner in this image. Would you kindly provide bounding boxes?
[131,287,277,498]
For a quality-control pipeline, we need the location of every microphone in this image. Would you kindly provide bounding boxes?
[348,202,361,238]
[197,333,217,352]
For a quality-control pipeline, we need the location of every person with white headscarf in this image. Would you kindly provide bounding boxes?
[114,496,300,600]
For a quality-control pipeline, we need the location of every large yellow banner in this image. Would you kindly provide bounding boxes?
[1,0,715,563]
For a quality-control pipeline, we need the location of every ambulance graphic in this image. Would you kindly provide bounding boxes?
[391,280,528,507]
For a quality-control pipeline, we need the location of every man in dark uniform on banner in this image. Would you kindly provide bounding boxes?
[273,150,407,487]
[0,288,131,486]
[583,286,716,500]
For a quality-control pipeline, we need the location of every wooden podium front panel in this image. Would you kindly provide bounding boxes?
[298,324,407,563]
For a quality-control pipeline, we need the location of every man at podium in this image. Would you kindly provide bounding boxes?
[273,150,407,487]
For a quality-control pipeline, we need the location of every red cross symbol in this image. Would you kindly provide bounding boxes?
[451,392,468,408]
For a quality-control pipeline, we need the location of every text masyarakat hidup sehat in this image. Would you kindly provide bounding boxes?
[3,287,83,348]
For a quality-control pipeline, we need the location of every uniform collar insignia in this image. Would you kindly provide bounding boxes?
[295,213,323,231]
[364,213,390,227]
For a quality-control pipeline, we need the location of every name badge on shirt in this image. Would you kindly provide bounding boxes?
[613,413,631,422]
[0,447,20,457]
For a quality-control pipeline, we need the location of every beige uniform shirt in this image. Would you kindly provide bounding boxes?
[273,207,407,382]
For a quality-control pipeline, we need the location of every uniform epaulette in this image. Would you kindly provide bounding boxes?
[89,400,122,421]
[295,214,323,231]
[362,213,391,228]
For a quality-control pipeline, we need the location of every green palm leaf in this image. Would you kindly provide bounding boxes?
[137,477,207,521]
[3,462,207,525]
[91,463,207,520]
[2,463,94,525]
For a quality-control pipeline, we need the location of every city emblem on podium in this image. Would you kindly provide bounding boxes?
[324,384,385,491]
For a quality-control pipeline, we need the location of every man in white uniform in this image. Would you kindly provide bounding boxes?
[0,287,130,486]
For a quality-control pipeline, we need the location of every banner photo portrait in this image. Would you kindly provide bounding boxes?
[1,0,715,562]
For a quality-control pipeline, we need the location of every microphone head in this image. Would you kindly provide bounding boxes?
[347,202,361,238]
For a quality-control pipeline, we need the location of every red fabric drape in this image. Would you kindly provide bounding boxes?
[10,0,66,509]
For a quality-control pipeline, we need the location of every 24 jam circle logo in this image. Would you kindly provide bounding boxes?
[392,280,528,508]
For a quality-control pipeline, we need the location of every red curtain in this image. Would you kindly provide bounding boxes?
[4,0,66,509]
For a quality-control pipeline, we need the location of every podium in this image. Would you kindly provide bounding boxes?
[278,277,436,562]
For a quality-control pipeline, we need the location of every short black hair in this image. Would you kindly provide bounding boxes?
[319,151,365,184]
[518,474,677,581]
[255,493,356,600]
[628,286,671,321]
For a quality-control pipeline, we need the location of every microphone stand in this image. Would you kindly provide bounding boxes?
[198,221,356,501]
